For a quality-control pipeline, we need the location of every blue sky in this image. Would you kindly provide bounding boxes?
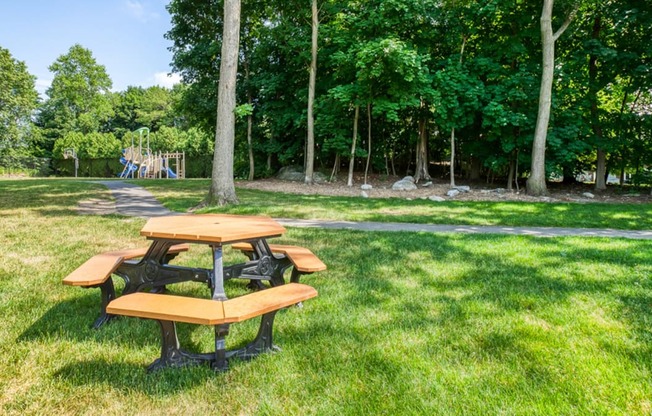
[0,0,180,96]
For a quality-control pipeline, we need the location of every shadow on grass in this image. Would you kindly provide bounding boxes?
[53,359,219,393]
[18,292,216,356]
[299,228,652,370]
[0,180,110,211]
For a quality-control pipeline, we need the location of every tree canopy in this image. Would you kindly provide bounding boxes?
[0,47,40,166]
[2,0,651,190]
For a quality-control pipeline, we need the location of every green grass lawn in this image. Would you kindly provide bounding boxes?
[132,178,652,230]
[1,179,651,415]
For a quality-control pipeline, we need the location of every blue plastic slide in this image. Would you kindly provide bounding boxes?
[166,167,177,179]
[119,157,138,178]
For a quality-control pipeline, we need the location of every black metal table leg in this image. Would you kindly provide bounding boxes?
[212,324,230,372]
[147,320,214,372]
[92,279,117,329]
[226,311,280,362]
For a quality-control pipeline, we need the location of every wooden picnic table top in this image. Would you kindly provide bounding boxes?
[140,214,287,244]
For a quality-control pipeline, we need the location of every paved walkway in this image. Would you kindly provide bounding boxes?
[96,181,179,218]
[93,181,652,240]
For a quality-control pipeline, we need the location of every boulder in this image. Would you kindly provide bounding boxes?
[277,166,305,181]
[446,189,460,197]
[361,191,369,198]
[582,192,595,199]
[276,166,327,183]
[428,195,446,202]
[392,179,417,191]
[361,184,373,190]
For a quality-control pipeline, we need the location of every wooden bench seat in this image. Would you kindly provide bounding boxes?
[62,244,190,287]
[232,243,326,273]
[106,283,318,372]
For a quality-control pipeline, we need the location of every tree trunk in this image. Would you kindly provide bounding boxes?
[347,105,359,187]
[330,153,340,181]
[507,157,515,191]
[448,36,467,189]
[364,103,372,185]
[589,15,607,192]
[245,60,254,181]
[247,110,254,181]
[414,105,431,183]
[526,0,575,196]
[469,156,481,181]
[305,0,318,185]
[449,127,456,188]
[527,1,554,196]
[595,148,607,190]
[207,0,241,206]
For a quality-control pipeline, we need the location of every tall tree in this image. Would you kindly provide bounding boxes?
[305,0,319,184]
[0,47,39,161]
[207,0,241,206]
[40,44,113,140]
[526,1,576,196]
[347,105,360,186]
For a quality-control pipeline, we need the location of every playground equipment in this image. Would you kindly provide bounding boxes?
[119,127,185,179]
[63,148,78,178]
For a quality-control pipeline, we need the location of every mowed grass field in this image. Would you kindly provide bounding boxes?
[1,178,651,415]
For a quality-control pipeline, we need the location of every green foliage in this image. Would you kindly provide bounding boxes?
[39,44,114,141]
[234,103,254,119]
[53,131,121,159]
[0,47,40,167]
[3,0,652,182]
[111,86,179,137]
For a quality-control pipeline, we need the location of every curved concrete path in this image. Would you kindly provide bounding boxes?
[94,181,652,240]
[96,181,178,218]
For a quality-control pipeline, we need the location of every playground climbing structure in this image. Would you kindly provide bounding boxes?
[119,127,185,179]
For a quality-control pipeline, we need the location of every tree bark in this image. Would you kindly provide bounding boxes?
[245,58,254,181]
[527,0,575,196]
[347,105,359,187]
[449,36,467,189]
[527,0,555,196]
[364,103,372,185]
[305,0,318,185]
[507,157,515,191]
[589,15,607,191]
[595,148,607,189]
[247,104,254,181]
[207,0,240,206]
[469,155,481,181]
[414,101,431,183]
[330,153,340,181]
[449,127,456,187]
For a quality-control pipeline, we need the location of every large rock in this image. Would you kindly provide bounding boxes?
[277,166,305,181]
[392,176,417,191]
[277,166,327,183]
[447,189,460,197]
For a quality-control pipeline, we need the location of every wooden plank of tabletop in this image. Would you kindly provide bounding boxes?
[140,214,286,244]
